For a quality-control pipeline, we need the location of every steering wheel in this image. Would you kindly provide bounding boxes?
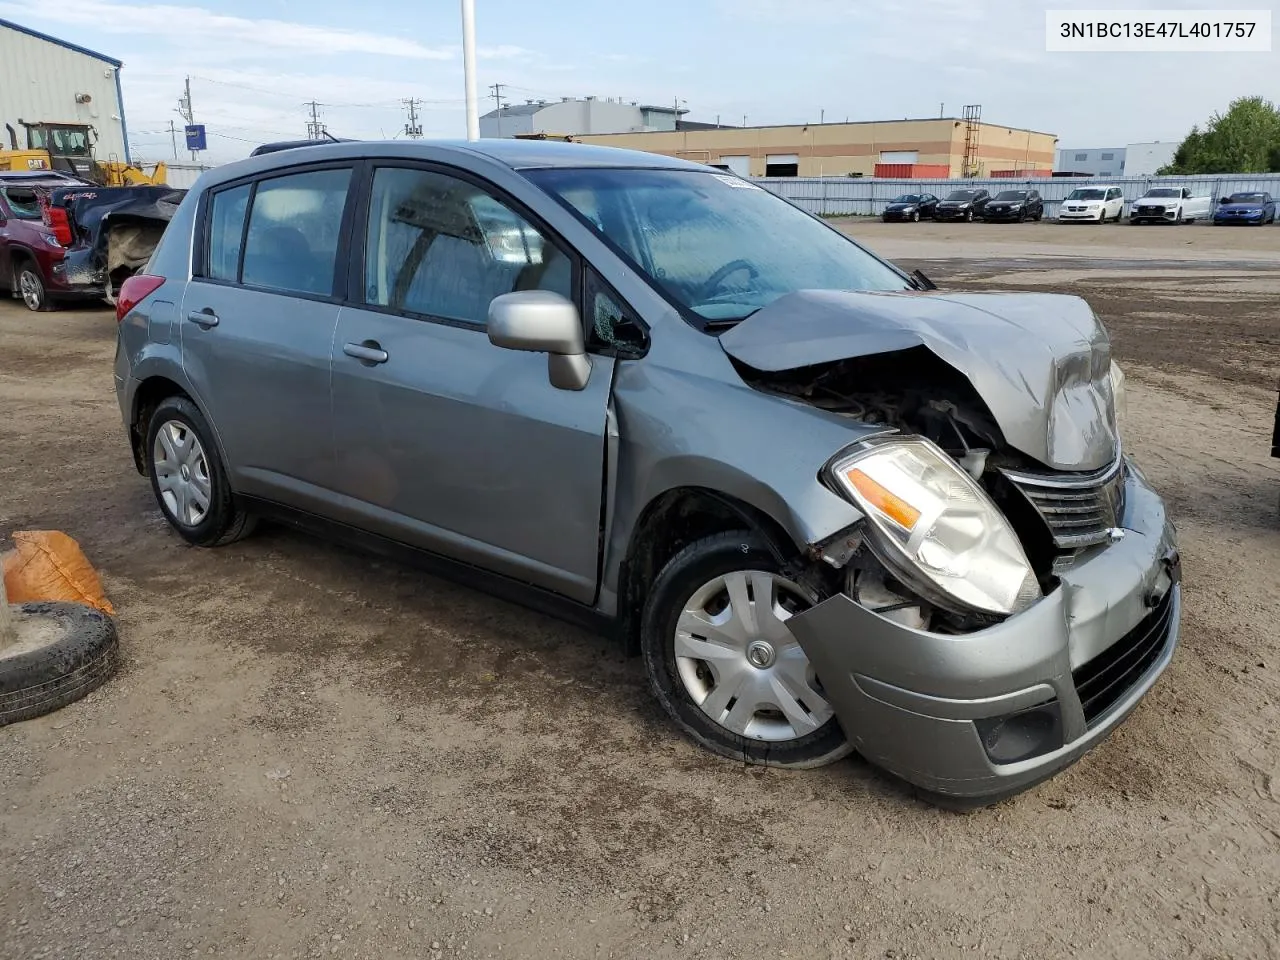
[697,259,760,301]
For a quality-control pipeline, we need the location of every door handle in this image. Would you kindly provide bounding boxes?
[186,308,219,327]
[344,341,389,364]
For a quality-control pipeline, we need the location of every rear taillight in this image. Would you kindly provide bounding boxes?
[41,205,74,246]
[116,274,165,322]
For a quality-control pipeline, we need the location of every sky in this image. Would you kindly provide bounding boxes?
[1,0,1275,164]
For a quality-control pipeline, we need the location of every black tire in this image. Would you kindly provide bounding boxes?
[965,209,974,222]
[912,210,920,222]
[640,531,852,769]
[15,261,50,312]
[0,602,119,727]
[144,395,256,547]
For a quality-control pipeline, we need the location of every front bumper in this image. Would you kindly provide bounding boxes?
[788,462,1181,800]
[1059,210,1104,221]
[983,208,1024,221]
[1214,211,1264,223]
[1131,209,1179,222]
[933,208,970,220]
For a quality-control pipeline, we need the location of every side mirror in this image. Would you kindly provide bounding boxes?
[488,290,591,391]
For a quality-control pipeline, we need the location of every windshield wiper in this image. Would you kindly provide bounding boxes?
[907,269,937,291]
[702,309,761,331]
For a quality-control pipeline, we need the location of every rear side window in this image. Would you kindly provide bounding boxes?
[363,166,571,326]
[208,183,250,281]
[241,168,352,296]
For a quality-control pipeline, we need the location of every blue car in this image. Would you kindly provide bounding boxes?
[1213,191,1276,225]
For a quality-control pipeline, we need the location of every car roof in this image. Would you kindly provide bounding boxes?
[0,172,91,190]
[201,138,707,191]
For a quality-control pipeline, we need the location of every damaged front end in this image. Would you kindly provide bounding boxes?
[720,290,1134,633]
[719,290,1180,799]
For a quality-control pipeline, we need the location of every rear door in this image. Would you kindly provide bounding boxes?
[180,164,356,508]
[329,162,614,602]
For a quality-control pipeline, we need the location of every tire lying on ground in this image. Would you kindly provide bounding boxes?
[0,602,119,727]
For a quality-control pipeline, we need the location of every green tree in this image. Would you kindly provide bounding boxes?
[1156,96,1280,174]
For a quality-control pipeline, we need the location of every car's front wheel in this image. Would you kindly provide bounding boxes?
[640,531,852,769]
[145,395,256,547]
[16,263,49,312]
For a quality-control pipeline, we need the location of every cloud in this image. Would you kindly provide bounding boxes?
[0,0,456,59]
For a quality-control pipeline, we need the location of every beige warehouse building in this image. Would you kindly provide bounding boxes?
[576,117,1058,179]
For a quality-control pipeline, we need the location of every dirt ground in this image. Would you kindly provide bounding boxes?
[2,222,1278,960]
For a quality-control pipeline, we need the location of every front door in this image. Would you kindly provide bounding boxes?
[180,165,354,508]
[330,164,613,603]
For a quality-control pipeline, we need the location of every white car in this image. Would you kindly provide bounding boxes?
[1057,186,1125,223]
[1129,187,1212,224]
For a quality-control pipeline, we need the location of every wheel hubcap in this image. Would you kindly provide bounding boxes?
[674,570,834,742]
[19,272,40,310]
[152,420,212,527]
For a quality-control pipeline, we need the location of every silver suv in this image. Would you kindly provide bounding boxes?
[114,141,1181,804]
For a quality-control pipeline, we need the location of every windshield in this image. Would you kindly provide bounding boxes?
[28,126,92,157]
[1067,189,1106,201]
[891,194,921,203]
[526,168,908,326]
[1226,193,1266,203]
[0,187,43,220]
[944,190,977,201]
[1144,189,1180,198]
[994,191,1028,201]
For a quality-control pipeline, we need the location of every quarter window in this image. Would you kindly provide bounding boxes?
[364,167,571,326]
[207,183,250,281]
[240,168,351,296]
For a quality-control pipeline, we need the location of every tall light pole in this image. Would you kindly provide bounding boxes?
[461,0,479,140]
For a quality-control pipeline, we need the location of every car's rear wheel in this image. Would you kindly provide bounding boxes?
[640,531,852,769]
[145,396,256,547]
[16,263,49,312]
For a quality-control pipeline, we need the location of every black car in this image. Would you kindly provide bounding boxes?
[983,189,1043,223]
[933,189,991,222]
[882,193,938,222]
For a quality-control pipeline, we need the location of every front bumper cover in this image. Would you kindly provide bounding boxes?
[787,461,1180,800]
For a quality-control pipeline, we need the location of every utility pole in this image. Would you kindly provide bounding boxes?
[168,119,178,160]
[177,77,196,161]
[402,98,423,138]
[488,83,507,137]
[461,0,479,140]
[305,101,327,141]
[743,114,747,127]
[820,108,824,124]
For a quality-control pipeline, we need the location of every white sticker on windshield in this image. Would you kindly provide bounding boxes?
[712,174,759,189]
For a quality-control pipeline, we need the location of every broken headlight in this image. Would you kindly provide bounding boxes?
[829,438,1041,617]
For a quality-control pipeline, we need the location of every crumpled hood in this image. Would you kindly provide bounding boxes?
[719,289,1120,472]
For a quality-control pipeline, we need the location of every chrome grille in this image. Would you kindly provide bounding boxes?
[1001,456,1125,549]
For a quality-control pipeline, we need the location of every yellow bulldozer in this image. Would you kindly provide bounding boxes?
[2,120,167,187]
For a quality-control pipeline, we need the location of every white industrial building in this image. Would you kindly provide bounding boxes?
[1055,141,1179,177]
[0,18,130,163]
[480,97,692,139]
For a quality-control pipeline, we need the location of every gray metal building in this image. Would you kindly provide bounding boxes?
[0,18,129,163]
[480,97,685,139]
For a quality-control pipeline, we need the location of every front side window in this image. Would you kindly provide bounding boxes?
[364,167,572,326]
[240,168,351,296]
[529,168,907,327]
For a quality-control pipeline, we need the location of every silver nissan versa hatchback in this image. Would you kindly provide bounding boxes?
[114,140,1181,804]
